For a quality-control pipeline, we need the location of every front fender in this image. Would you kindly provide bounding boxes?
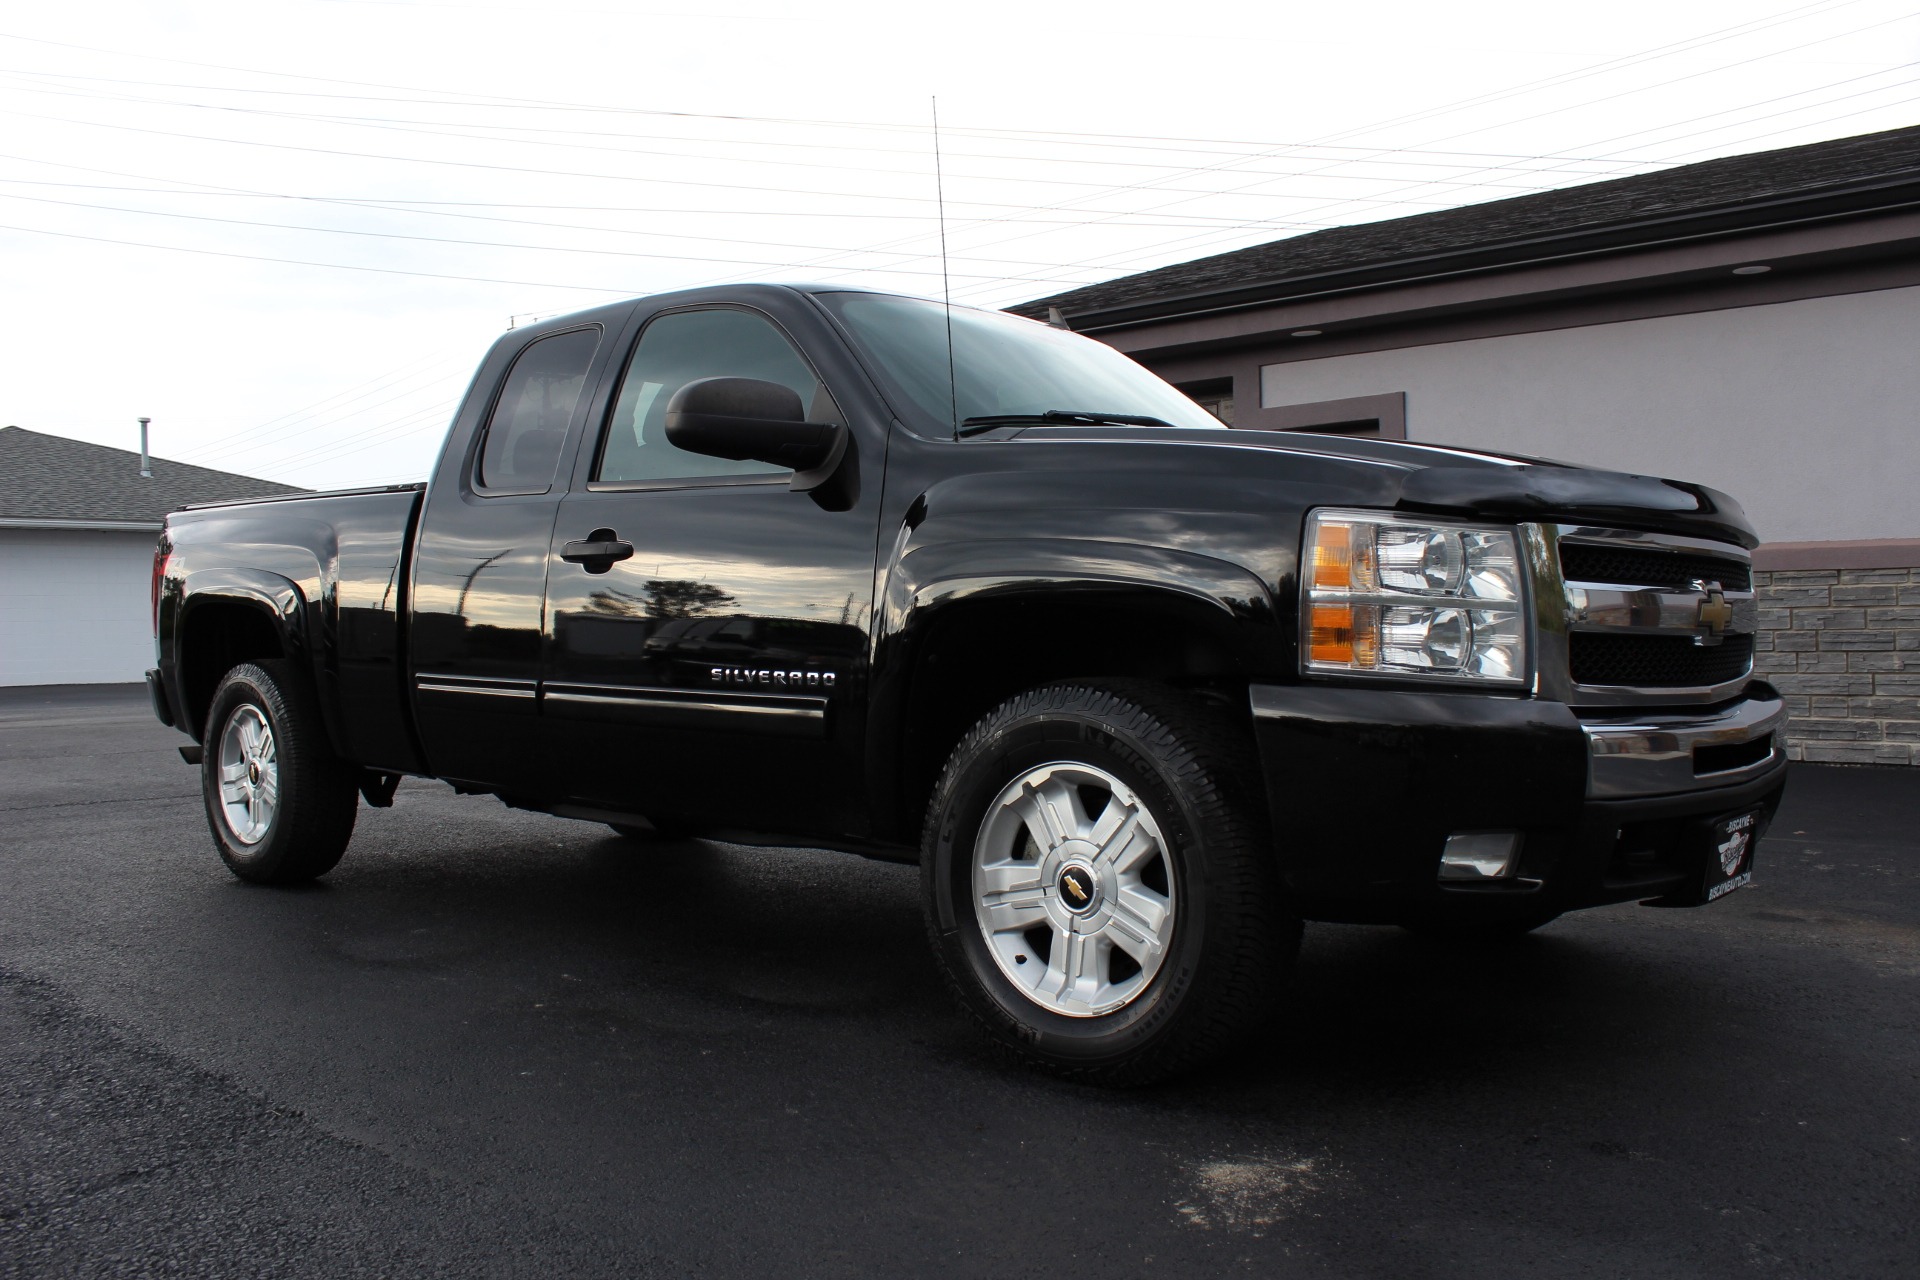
[883,537,1275,638]
[865,533,1284,841]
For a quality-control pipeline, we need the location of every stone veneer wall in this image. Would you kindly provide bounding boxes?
[1753,566,1920,766]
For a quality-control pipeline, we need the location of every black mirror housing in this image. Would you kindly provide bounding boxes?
[664,377,845,481]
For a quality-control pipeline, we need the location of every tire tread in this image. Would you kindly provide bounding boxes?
[202,660,358,884]
[922,680,1297,1086]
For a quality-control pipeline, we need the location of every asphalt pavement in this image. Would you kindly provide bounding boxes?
[1,683,1915,1278]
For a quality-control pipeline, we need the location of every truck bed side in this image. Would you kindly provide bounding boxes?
[157,484,427,775]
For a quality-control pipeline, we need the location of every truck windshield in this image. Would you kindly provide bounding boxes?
[815,291,1222,437]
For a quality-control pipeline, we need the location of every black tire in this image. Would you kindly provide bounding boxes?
[1400,912,1562,945]
[200,660,358,884]
[923,681,1299,1086]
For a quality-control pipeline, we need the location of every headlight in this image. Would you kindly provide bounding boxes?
[1302,509,1528,685]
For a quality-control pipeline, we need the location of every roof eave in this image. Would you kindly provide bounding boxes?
[0,517,166,532]
[1042,171,1920,334]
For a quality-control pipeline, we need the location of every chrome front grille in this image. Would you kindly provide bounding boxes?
[1569,632,1755,688]
[1557,542,1753,593]
[1524,524,1759,706]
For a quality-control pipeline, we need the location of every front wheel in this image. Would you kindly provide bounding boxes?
[923,682,1298,1086]
[201,661,359,884]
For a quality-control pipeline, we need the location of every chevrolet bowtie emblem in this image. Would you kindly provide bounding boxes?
[1696,585,1734,645]
[1063,878,1088,902]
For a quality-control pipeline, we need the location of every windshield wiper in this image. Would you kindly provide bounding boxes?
[955,410,1175,438]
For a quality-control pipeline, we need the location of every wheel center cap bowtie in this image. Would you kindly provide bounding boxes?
[1057,864,1100,914]
[247,762,261,785]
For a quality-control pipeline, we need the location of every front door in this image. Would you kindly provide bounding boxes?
[540,303,880,836]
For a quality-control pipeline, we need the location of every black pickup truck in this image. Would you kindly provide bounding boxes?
[149,284,1786,1083]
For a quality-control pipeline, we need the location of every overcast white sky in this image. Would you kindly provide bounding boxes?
[2,0,1915,490]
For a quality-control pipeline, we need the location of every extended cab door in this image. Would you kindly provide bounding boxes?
[540,295,883,837]
[409,314,622,790]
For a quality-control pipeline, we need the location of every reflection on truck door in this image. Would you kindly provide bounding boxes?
[539,305,880,835]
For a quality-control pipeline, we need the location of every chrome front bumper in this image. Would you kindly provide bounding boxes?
[1581,690,1785,799]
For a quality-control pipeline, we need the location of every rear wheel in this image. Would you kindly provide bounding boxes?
[923,681,1298,1086]
[201,661,358,884]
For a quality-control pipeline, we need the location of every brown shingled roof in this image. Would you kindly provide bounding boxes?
[0,426,305,525]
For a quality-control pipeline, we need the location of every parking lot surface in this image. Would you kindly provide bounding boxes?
[1,683,1915,1278]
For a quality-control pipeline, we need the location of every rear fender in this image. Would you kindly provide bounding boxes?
[175,569,344,751]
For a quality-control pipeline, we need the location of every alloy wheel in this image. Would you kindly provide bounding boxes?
[970,761,1177,1017]
[216,704,279,846]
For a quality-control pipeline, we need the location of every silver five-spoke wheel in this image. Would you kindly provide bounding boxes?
[216,704,279,846]
[972,761,1176,1017]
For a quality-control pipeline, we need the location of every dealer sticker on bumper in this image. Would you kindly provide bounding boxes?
[1705,809,1759,902]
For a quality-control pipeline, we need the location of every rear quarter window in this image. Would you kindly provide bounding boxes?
[476,327,601,493]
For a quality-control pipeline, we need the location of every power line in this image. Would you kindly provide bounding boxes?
[0,189,1115,285]
[0,69,1651,182]
[1649,89,1920,162]
[6,4,1876,310]
[919,11,1918,302]
[1043,6,1920,284]
[681,9,1865,298]
[998,61,1920,298]
[0,176,1374,231]
[0,27,1745,158]
[261,399,462,471]
[0,219,645,292]
[175,360,472,462]
[0,101,1611,217]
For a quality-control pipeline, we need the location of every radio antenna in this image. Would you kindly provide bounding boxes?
[932,96,958,438]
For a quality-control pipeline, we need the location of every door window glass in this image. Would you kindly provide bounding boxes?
[596,308,828,483]
[477,327,601,492]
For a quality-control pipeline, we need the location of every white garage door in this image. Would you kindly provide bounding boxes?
[0,528,159,686]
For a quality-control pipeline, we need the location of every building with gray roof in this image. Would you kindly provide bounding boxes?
[0,426,303,686]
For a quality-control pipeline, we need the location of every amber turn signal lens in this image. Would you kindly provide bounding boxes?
[1309,603,1355,664]
[1311,521,1352,589]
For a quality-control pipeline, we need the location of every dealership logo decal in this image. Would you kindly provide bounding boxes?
[1718,813,1754,876]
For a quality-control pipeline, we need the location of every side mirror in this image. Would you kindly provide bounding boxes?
[664,377,846,484]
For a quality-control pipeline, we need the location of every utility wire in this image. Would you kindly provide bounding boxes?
[1014,6,1920,288]
[175,361,472,462]
[988,61,1920,299]
[0,189,1113,285]
[0,102,1595,215]
[0,219,646,292]
[0,70,1650,181]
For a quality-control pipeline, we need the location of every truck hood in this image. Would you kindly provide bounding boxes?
[1010,425,1760,549]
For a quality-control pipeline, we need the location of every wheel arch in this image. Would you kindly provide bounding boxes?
[868,543,1283,843]
[175,569,331,746]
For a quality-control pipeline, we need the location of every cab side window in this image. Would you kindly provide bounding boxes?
[476,327,600,492]
[595,308,832,484]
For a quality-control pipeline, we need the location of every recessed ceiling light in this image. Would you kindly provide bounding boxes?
[1290,328,1323,337]
[1732,264,1771,275]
